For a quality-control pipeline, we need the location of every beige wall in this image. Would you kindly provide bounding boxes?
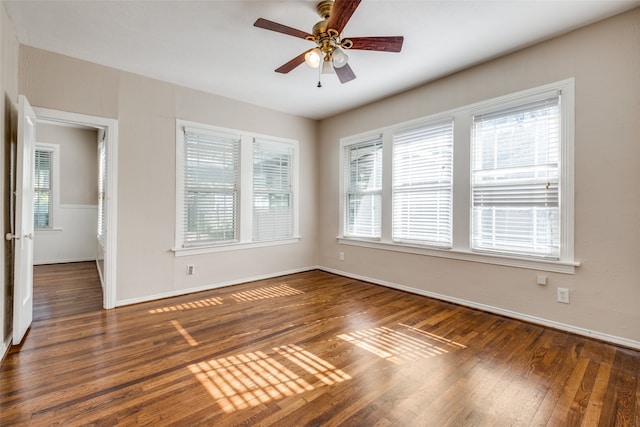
[1,1,19,355]
[8,7,640,349]
[19,45,319,303]
[36,123,98,205]
[318,9,640,344]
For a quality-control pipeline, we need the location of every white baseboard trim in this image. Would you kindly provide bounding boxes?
[318,266,640,351]
[115,266,318,307]
[34,257,95,266]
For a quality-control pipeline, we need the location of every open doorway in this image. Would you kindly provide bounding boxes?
[32,108,118,309]
[32,122,103,317]
[33,122,99,265]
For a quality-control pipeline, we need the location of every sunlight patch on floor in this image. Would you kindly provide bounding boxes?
[171,320,198,346]
[148,297,223,314]
[274,344,351,385]
[338,326,453,364]
[188,344,349,413]
[398,323,467,349]
[231,284,304,302]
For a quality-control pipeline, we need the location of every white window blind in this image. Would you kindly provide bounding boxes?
[344,137,383,238]
[471,95,561,258]
[392,120,453,247]
[97,136,106,246]
[253,139,294,241]
[34,149,52,228]
[183,129,240,247]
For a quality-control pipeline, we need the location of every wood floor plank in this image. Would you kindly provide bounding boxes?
[1,262,639,426]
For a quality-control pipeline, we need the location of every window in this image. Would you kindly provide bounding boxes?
[339,79,576,273]
[33,143,60,230]
[253,139,294,241]
[472,96,560,258]
[34,148,53,228]
[175,120,299,254]
[182,128,240,247]
[343,136,382,238]
[392,120,453,247]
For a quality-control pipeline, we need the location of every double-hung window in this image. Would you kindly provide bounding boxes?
[182,128,240,247]
[34,148,53,228]
[176,120,299,253]
[392,119,453,247]
[343,136,383,239]
[471,95,561,259]
[339,79,575,272]
[253,139,294,241]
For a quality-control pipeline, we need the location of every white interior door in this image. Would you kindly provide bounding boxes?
[13,95,37,344]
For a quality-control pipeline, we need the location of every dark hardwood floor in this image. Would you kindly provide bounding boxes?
[1,262,638,426]
[32,262,103,321]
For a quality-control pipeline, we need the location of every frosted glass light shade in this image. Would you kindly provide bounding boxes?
[321,59,334,74]
[332,48,349,68]
[305,48,322,68]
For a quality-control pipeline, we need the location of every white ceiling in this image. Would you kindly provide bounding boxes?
[5,1,639,120]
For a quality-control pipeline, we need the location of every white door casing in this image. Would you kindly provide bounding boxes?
[32,107,118,309]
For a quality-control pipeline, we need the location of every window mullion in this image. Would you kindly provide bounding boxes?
[452,112,471,252]
[240,135,253,243]
[380,131,393,242]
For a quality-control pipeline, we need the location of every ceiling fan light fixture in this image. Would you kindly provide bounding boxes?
[332,47,349,68]
[305,48,322,68]
[321,59,334,74]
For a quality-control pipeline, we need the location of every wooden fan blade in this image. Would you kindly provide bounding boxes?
[335,63,356,84]
[275,51,309,74]
[348,36,404,52]
[254,18,313,40]
[327,0,361,34]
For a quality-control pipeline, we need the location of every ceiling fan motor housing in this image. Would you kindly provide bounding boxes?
[316,1,334,19]
[310,1,353,59]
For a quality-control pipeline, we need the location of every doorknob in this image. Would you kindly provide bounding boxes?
[5,232,19,241]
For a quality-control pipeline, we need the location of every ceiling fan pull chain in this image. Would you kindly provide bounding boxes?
[317,61,322,88]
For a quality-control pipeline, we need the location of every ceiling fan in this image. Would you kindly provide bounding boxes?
[253,0,404,86]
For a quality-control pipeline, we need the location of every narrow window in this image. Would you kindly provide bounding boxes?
[34,148,53,228]
[392,119,453,247]
[471,95,561,258]
[344,137,383,238]
[253,139,294,241]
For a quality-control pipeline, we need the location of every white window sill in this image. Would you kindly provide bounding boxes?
[337,237,579,274]
[173,237,301,257]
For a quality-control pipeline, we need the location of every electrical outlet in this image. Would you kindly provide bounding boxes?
[557,287,569,304]
[537,275,547,286]
[187,265,195,275]
[339,252,345,261]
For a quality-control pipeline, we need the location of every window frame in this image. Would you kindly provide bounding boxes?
[341,134,384,240]
[33,142,61,231]
[253,138,296,242]
[338,79,577,274]
[175,120,300,256]
[470,93,562,259]
[391,117,454,248]
[182,126,241,247]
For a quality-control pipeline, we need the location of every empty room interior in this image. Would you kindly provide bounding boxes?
[1,1,639,425]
